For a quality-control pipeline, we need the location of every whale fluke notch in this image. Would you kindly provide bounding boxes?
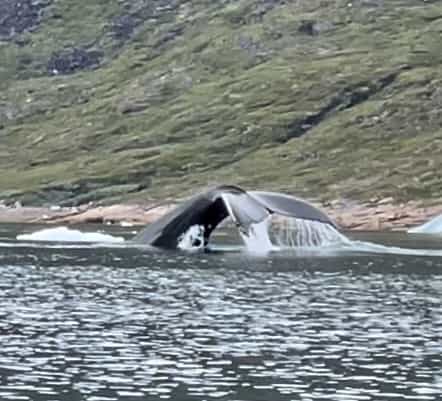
[133,185,337,249]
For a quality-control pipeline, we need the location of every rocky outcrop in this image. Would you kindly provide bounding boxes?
[0,203,175,225]
[284,70,402,141]
[111,0,181,41]
[298,20,335,36]
[327,200,442,231]
[51,204,175,224]
[47,48,103,75]
[1,199,442,232]
[0,0,51,39]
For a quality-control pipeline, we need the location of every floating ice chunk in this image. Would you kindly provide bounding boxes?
[408,214,442,234]
[17,226,124,243]
[120,221,134,227]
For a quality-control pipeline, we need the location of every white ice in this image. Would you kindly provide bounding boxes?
[408,214,442,234]
[17,226,124,243]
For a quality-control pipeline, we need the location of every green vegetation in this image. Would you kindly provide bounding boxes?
[1,0,442,205]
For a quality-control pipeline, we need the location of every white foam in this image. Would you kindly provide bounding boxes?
[237,216,350,255]
[240,217,274,256]
[408,214,442,234]
[177,225,205,252]
[253,216,442,257]
[16,227,124,243]
[272,217,350,249]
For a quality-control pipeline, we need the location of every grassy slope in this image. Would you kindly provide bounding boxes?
[1,0,442,205]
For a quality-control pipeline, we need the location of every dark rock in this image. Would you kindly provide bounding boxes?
[112,14,143,40]
[47,48,103,75]
[153,26,184,48]
[247,0,285,23]
[0,0,51,39]
[237,35,270,63]
[298,19,334,36]
[284,71,399,141]
[358,0,384,7]
[119,101,150,114]
[111,0,181,41]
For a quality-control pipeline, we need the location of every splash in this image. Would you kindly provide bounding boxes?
[264,218,442,256]
[238,216,348,256]
[13,218,442,257]
[267,217,442,256]
[177,225,205,252]
[270,217,350,249]
[17,227,124,243]
[240,218,274,256]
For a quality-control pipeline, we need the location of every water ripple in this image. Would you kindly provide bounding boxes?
[0,227,441,400]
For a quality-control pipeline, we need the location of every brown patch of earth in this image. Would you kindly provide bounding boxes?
[1,199,442,232]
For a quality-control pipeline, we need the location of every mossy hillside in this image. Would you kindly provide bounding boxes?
[1,0,442,205]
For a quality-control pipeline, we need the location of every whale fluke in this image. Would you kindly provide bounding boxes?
[133,185,336,249]
[249,191,334,226]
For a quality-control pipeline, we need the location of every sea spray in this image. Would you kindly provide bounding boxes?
[270,217,351,249]
[240,217,274,255]
[238,216,349,255]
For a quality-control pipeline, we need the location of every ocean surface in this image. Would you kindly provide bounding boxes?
[0,223,441,401]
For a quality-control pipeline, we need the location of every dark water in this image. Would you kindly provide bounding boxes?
[0,224,441,401]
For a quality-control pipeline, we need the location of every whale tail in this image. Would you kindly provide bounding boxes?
[133,185,337,249]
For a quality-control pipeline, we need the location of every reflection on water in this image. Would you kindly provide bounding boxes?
[0,224,441,400]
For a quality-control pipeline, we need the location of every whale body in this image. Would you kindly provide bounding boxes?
[133,185,337,249]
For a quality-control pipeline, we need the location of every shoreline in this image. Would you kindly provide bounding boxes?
[1,199,442,231]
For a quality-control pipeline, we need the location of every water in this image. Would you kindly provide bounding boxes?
[0,223,442,401]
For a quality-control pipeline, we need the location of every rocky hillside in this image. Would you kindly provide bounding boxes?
[1,0,442,206]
